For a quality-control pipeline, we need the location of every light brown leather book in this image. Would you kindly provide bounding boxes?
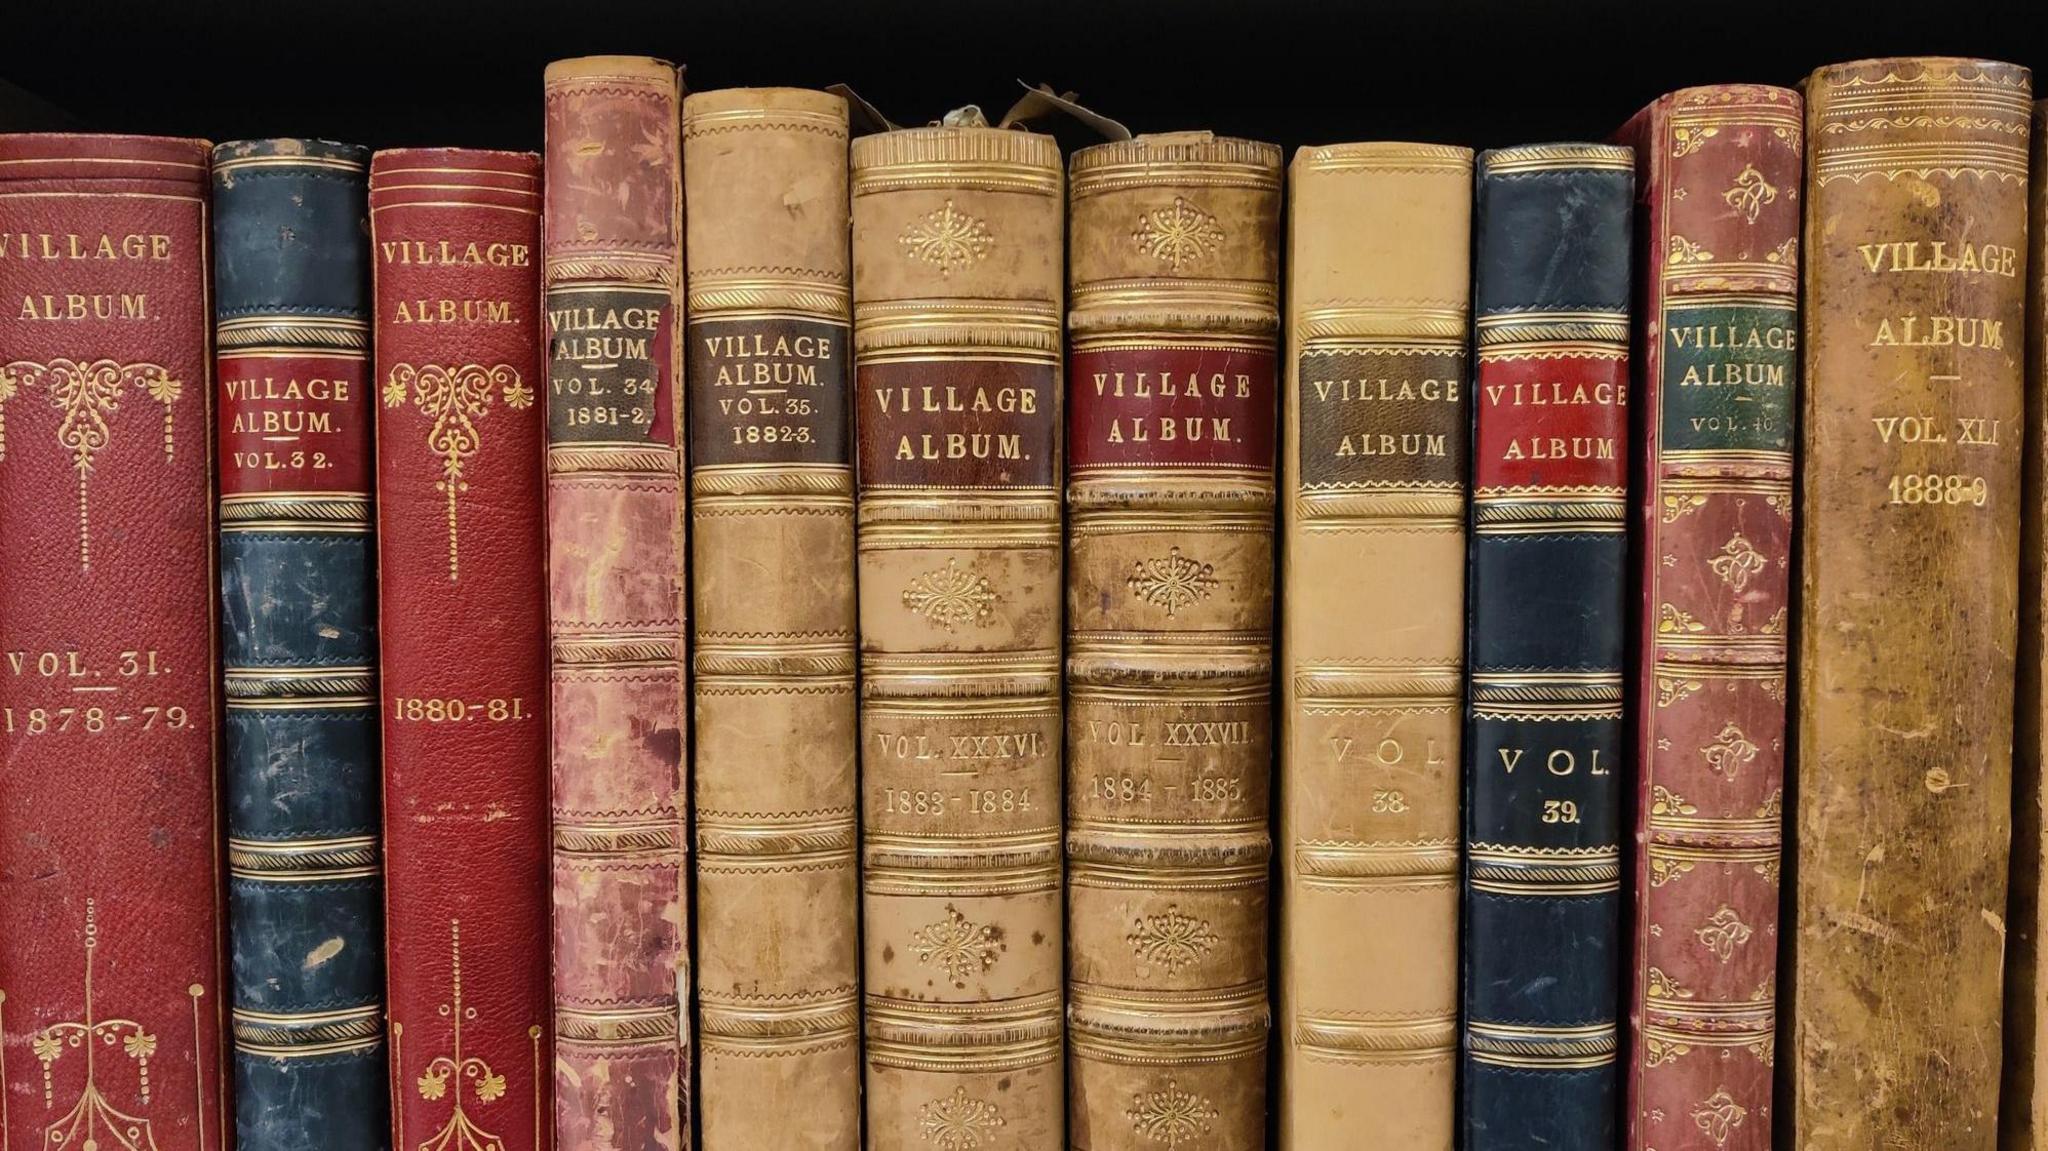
[1793,57,2032,1149]
[2003,96,2048,1151]
[542,56,691,1151]
[1065,133,1282,1151]
[684,87,861,1151]
[851,121,1066,1151]
[1276,142,1472,1150]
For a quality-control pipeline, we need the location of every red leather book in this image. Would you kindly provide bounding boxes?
[370,148,552,1151]
[542,56,688,1151]
[0,134,227,1151]
[1615,88,1798,1151]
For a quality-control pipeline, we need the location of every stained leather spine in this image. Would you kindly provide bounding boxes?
[1278,142,1471,1151]
[541,57,690,1151]
[1462,142,1632,1149]
[1064,133,1279,1151]
[682,86,860,1151]
[1793,59,2033,1149]
[370,148,552,1151]
[852,125,1065,1151]
[1613,88,1798,1151]
[213,138,386,1151]
[2006,95,2048,1151]
[0,133,227,1151]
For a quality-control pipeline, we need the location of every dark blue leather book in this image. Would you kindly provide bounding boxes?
[213,138,387,1151]
[1463,143,1633,1149]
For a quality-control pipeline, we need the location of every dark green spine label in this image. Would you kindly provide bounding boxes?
[1659,302,1796,453]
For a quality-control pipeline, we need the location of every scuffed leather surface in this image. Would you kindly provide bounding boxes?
[0,133,226,1151]
[371,147,552,1151]
[542,57,689,1151]
[2003,93,2048,1151]
[215,136,387,1151]
[851,125,1066,1151]
[1615,87,1799,1151]
[1063,133,1280,1151]
[1794,58,2032,1150]
[1464,145,1632,1151]
[684,86,861,1151]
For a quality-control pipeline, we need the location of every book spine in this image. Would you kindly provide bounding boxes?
[850,125,1066,1151]
[1462,142,1632,1149]
[1617,87,1799,1151]
[1795,59,2033,1148]
[541,57,689,1151]
[0,132,226,1151]
[2005,93,2048,1151]
[1064,133,1280,1151]
[370,148,552,1151]
[213,137,386,1151]
[1278,142,1473,1150]
[682,87,861,1151]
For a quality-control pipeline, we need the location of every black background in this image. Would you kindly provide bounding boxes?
[2,0,2043,152]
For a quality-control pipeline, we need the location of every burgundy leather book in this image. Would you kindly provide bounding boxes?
[542,56,689,1151]
[0,132,226,1151]
[370,148,552,1151]
[1615,87,1798,1151]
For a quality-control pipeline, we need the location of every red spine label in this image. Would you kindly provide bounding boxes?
[370,149,552,1151]
[218,352,371,495]
[1068,346,1276,470]
[0,136,226,1151]
[855,359,1058,489]
[1473,359,1629,489]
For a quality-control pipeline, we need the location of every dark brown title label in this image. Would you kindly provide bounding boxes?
[1297,348,1468,487]
[687,316,849,467]
[546,285,676,445]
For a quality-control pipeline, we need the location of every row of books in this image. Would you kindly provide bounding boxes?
[0,50,2038,1151]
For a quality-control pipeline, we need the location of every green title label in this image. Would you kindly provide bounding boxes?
[1660,302,1795,453]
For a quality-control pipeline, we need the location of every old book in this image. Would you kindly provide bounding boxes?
[2004,95,2048,1151]
[0,133,227,1151]
[1064,132,1280,1151]
[1277,141,1472,1150]
[214,137,386,1151]
[684,87,860,1151]
[542,56,690,1151]
[1794,59,2033,1149]
[851,123,1065,1151]
[1612,87,1799,1151]
[370,148,552,1151]
[1462,143,1633,1149]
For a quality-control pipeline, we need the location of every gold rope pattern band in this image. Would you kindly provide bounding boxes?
[219,492,373,529]
[228,835,380,880]
[555,1006,682,1045]
[216,314,369,351]
[1467,1021,1617,1068]
[1294,1013,1459,1063]
[233,1005,383,1057]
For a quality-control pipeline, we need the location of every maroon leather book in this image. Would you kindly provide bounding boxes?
[1615,87,1800,1151]
[370,148,552,1151]
[0,134,227,1151]
[542,56,688,1151]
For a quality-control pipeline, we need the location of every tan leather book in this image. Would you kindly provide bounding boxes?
[1794,58,2032,1148]
[684,88,861,1151]
[1276,142,1472,1150]
[1065,133,1282,1151]
[851,123,1065,1151]
[2004,96,2048,1151]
